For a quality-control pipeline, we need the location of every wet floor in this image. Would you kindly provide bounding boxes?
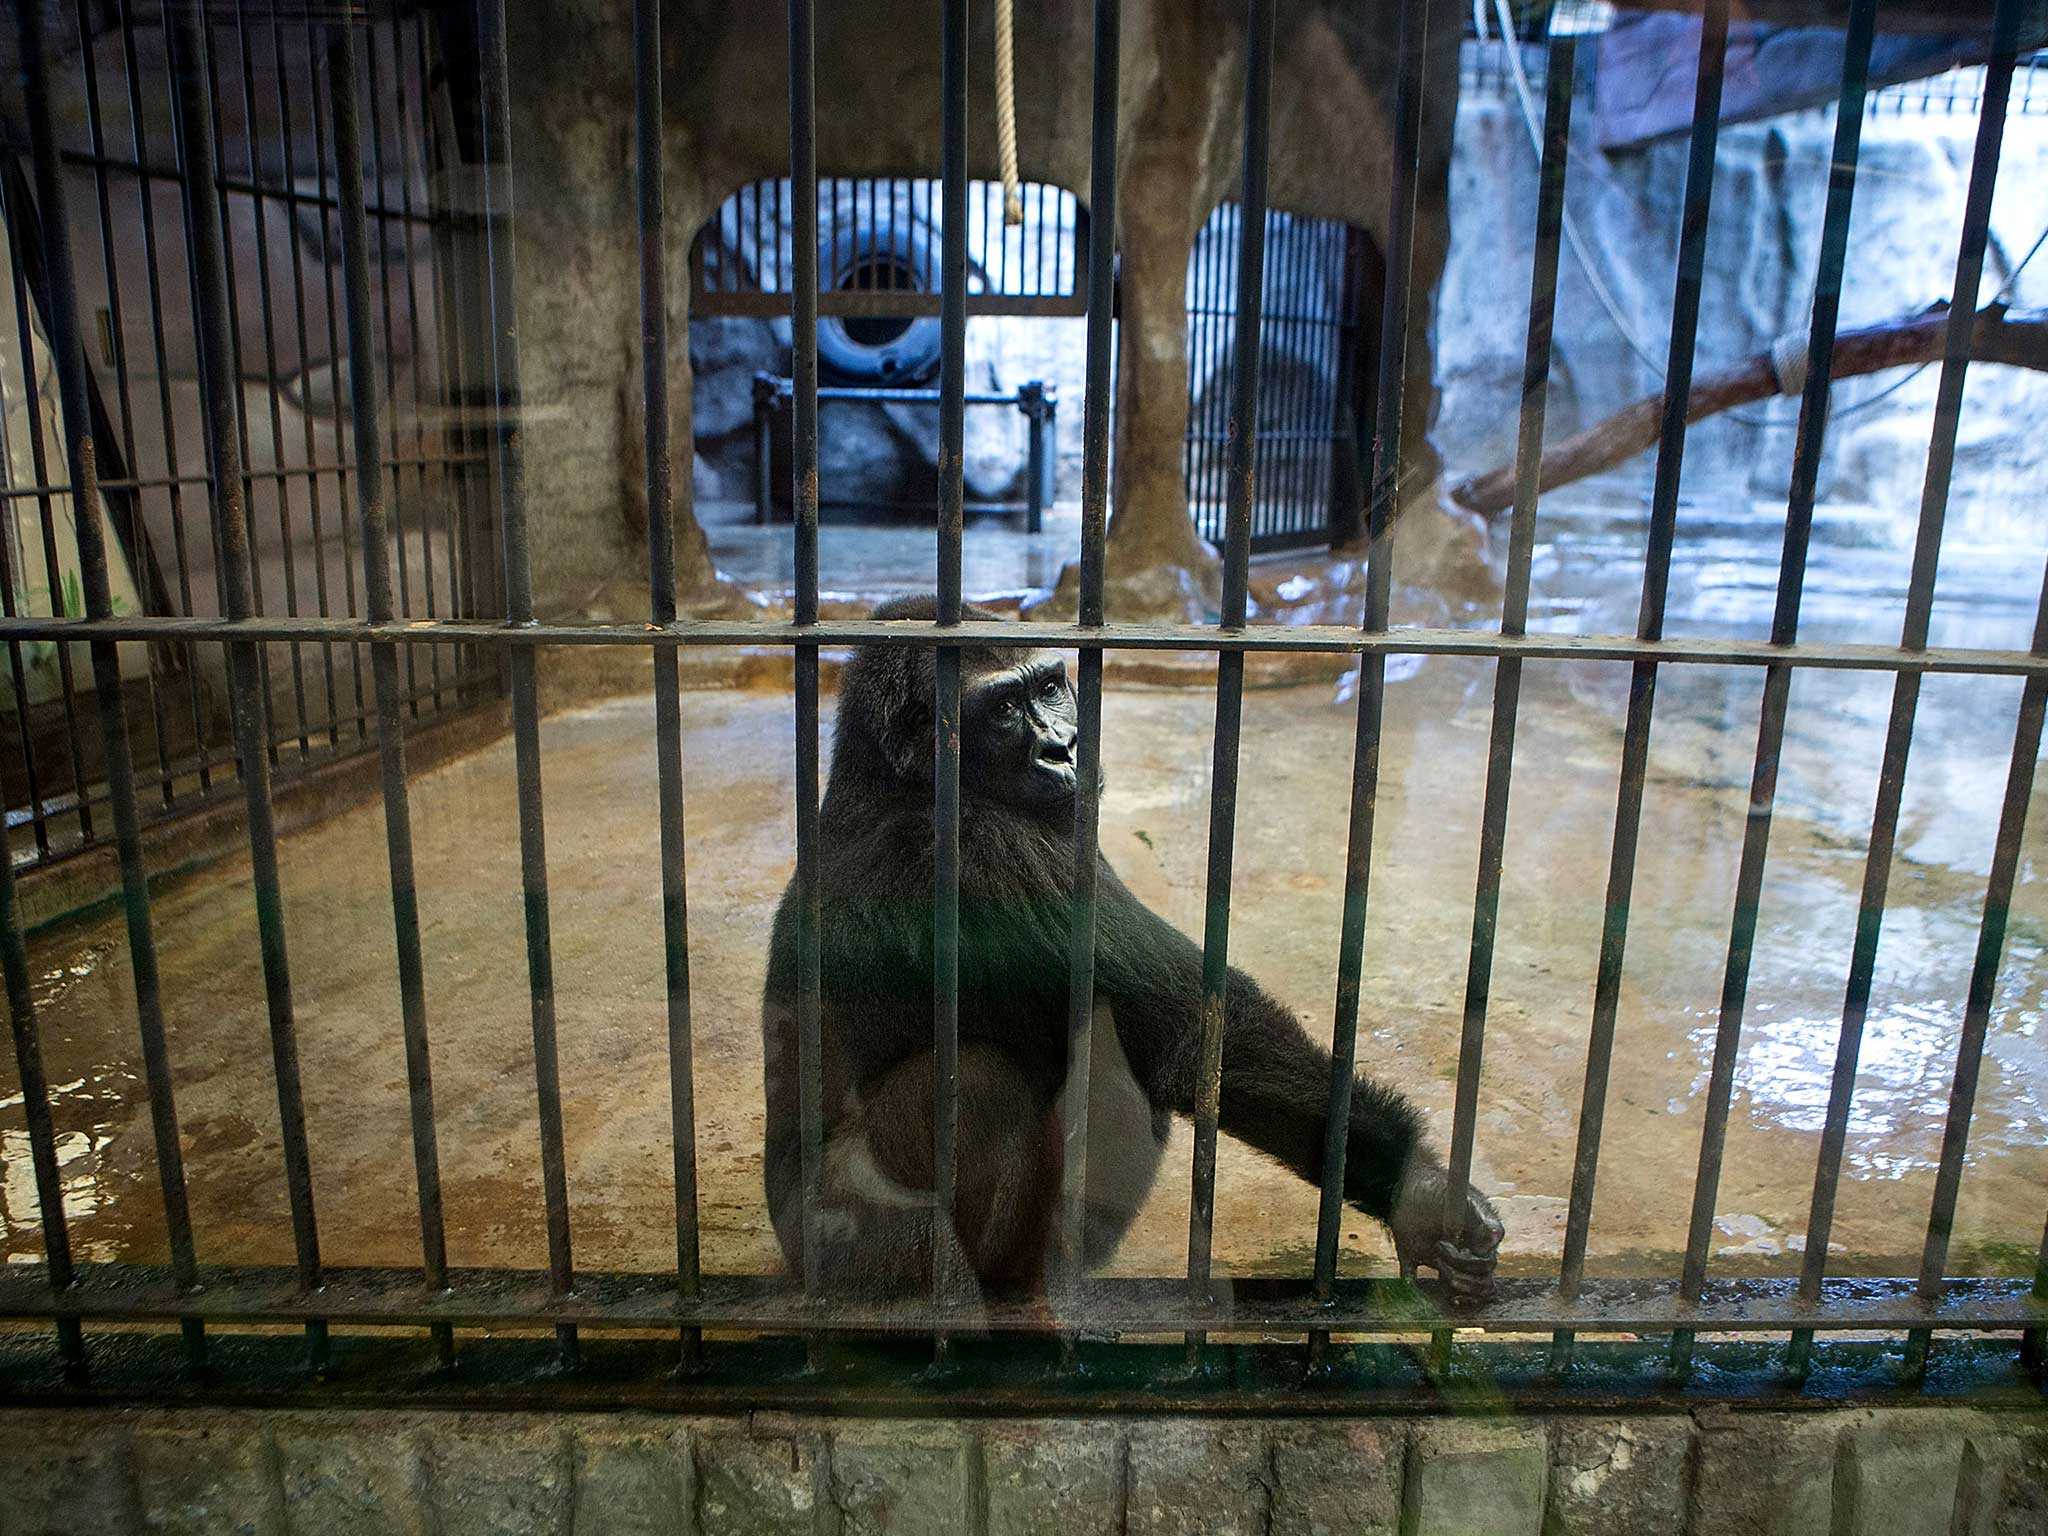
[3,488,2044,1285]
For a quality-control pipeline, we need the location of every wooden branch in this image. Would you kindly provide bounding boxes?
[1449,308,2048,517]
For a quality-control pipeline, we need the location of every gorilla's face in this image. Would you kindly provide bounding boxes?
[964,650,1080,810]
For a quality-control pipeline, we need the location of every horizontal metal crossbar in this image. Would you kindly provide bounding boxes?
[0,614,2042,676]
[0,1263,2038,1337]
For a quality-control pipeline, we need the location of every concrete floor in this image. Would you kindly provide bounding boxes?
[3,632,2043,1284]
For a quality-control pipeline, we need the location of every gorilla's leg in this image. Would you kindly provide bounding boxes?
[777,1041,1064,1298]
[1076,1004,1169,1269]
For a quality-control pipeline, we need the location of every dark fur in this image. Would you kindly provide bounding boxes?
[762,596,1469,1298]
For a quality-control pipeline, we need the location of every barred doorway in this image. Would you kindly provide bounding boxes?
[1183,204,1375,553]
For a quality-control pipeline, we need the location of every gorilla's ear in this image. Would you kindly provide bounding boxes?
[872,660,933,782]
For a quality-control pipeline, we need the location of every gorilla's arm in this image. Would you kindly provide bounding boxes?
[1091,868,1420,1216]
[1091,865,1501,1291]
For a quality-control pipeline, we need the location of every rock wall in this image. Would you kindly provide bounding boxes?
[1440,51,2048,550]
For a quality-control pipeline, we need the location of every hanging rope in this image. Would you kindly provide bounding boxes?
[995,0,1023,225]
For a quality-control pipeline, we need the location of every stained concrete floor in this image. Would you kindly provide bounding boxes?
[3,604,2044,1285]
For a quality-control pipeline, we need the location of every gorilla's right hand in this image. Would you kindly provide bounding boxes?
[1388,1158,1504,1304]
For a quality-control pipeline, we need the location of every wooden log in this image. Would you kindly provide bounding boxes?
[1449,307,2048,517]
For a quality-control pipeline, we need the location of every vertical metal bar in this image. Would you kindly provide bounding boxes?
[231,0,312,760]
[1551,0,1737,1374]
[1429,15,1578,1355]
[305,9,370,743]
[199,11,277,766]
[0,792,83,1370]
[17,0,202,1369]
[72,0,174,805]
[931,0,969,1354]
[1060,0,1119,1336]
[268,15,341,752]
[167,0,328,1370]
[330,19,454,1371]
[1671,5,1883,1366]
[633,0,704,1372]
[1186,0,1274,1364]
[476,0,577,1364]
[1782,0,1968,1379]
[362,27,420,719]
[382,20,448,716]
[787,0,827,1346]
[1,179,94,845]
[119,0,210,794]
[1311,0,1429,1369]
[0,512,50,858]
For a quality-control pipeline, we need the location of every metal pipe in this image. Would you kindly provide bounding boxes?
[633,0,705,1372]
[474,0,577,1364]
[20,0,203,1369]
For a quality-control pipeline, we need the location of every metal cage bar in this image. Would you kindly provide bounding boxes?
[1058,0,1119,1332]
[14,0,204,1371]
[330,16,454,1370]
[631,0,705,1373]
[1789,0,1987,1380]
[1550,0,1733,1374]
[1674,0,1887,1380]
[1185,0,1275,1362]
[1310,0,1430,1368]
[167,0,329,1370]
[474,0,576,1365]
[1432,1,1581,1372]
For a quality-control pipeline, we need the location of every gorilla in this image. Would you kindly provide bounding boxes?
[762,596,1503,1303]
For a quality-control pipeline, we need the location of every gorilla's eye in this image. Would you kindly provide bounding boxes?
[995,697,1019,719]
[1038,676,1063,700]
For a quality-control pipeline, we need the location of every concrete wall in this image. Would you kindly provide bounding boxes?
[3,1403,2043,1534]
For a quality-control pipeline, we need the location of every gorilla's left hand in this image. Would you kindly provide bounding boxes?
[1388,1159,1505,1304]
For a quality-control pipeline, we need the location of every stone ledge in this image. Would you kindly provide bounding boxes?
[0,1405,2039,1536]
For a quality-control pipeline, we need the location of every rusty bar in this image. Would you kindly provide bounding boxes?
[633,0,704,1372]
[330,18,454,1370]
[475,0,577,1364]
[787,0,826,1335]
[168,0,328,1370]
